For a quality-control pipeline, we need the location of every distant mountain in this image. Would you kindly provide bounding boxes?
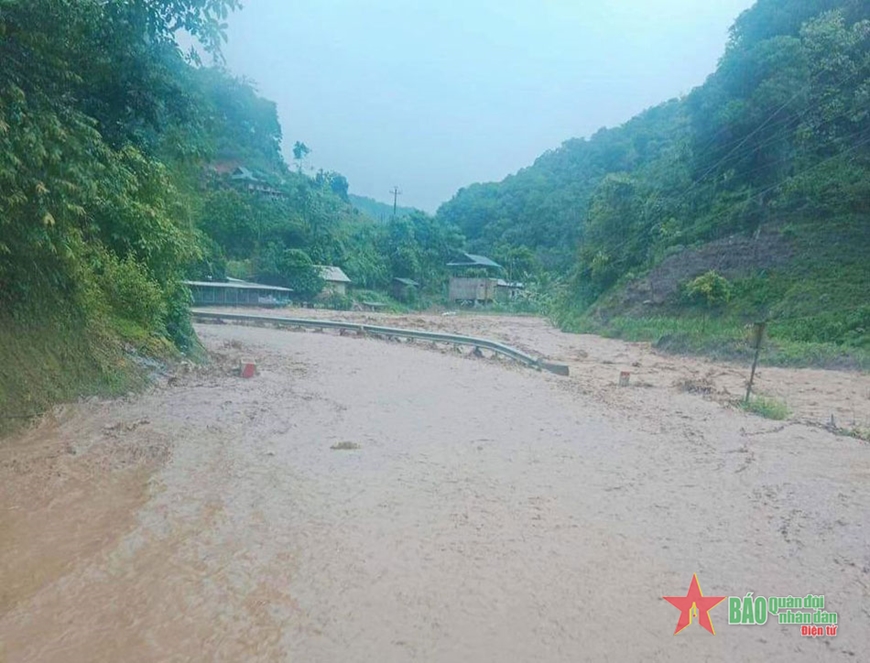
[349,194,421,221]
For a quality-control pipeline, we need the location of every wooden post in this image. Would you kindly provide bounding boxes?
[744,322,766,403]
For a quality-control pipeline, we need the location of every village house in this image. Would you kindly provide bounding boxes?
[317,266,352,296]
[391,277,420,302]
[496,279,525,301]
[446,253,502,303]
[229,166,286,200]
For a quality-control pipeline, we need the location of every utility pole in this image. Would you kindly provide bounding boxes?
[744,322,767,403]
[390,186,402,217]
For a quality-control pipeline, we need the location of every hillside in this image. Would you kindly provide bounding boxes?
[437,100,687,272]
[4,0,870,433]
[0,0,464,431]
[348,194,421,221]
[435,0,870,365]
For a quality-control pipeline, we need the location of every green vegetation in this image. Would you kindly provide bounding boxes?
[739,395,792,421]
[348,194,421,221]
[3,0,869,431]
[0,0,468,428]
[845,427,870,442]
[683,272,733,309]
[569,314,870,370]
[1,0,234,428]
[556,217,870,369]
[0,305,153,436]
[436,0,870,366]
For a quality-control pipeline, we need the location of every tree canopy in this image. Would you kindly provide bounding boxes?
[436,1,870,320]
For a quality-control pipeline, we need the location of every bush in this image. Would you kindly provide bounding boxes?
[226,259,254,280]
[323,293,353,310]
[739,395,791,420]
[258,246,324,300]
[279,249,324,299]
[683,271,733,308]
[186,235,227,281]
[163,281,197,352]
[96,253,166,331]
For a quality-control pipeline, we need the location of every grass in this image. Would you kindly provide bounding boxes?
[0,303,172,438]
[739,394,791,420]
[346,289,420,314]
[556,217,870,371]
[844,427,870,443]
[566,313,870,370]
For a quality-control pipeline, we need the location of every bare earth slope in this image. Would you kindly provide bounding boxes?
[1,314,868,662]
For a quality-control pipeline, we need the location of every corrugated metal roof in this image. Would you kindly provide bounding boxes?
[318,266,352,283]
[447,253,502,269]
[184,280,292,293]
[230,166,259,182]
[393,277,420,287]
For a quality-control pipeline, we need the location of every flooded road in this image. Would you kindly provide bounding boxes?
[1,321,868,662]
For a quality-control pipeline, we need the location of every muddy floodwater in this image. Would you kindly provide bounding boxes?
[1,315,868,662]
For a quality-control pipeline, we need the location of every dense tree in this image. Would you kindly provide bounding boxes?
[0,0,235,347]
[315,170,350,201]
[436,100,687,272]
[6,0,866,367]
[257,246,323,298]
[436,0,870,332]
[380,213,465,288]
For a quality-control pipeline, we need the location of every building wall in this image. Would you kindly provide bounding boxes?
[321,282,347,297]
[449,277,497,302]
[496,286,523,302]
[190,286,288,307]
[391,283,417,301]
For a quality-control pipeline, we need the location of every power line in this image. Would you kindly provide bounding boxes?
[584,100,855,266]
[601,125,870,270]
[668,63,869,214]
[648,91,870,242]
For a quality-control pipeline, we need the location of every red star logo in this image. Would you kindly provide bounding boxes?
[663,574,726,635]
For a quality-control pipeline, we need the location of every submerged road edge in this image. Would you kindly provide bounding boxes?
[191,309,570,377]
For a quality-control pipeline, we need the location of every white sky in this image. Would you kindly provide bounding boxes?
[222,0,756,211]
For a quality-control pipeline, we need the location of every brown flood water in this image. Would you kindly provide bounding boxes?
[1,316,868,662]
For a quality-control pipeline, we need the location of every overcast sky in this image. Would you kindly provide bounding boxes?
[221,0,755,211]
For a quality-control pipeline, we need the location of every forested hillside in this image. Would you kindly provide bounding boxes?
[1,0,228,430]
[437,0,870,363]
[0,0,465,429]
[3,0,869,429]
[348,194,421,221]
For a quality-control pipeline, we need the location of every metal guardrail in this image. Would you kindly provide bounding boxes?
[192,310,570,376]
